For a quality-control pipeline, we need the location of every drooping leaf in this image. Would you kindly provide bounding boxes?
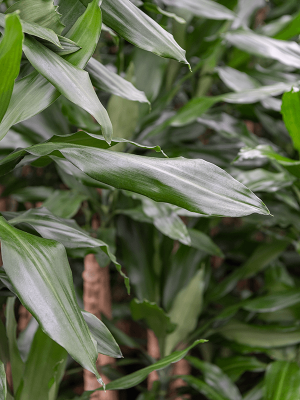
[5,0,64,34]
[232,0,266,29]
[87,58,149,103]
[216,66,260,92]
[81,311,122,358]
[165,268,205,355]
[80,340,207,396]
[23,37,113,144]
[265,361,300,400]
[281,89,300,152]
[187,356,242,400]
[143,3,186,24]
[0,13,23,124]
[225,30,300,69]
[162,0,235,21]
[181,375,230,400]
[100,0,189,65]
[17,327,68,400]
[188,229,224,257]
[43,190,87,218]
[0,360,6,400]
[0,143,270,217]
[216,356,267,382]
[0,218,103,383]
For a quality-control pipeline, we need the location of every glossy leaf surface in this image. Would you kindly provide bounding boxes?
[265,361,300,400]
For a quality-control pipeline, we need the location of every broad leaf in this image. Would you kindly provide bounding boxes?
[0,143,270,217]
[87,58,149,103]
[23,37,113,143]
[216,356,266,382]
[181,376,230,400]
[100,0,189,65]
[80,340,206,396]
[265,361,300,400]
[0,218,103,384]
[43,190,87,218]
[162,0,235,21]
[244,290,300,313]
[0,13,23,124]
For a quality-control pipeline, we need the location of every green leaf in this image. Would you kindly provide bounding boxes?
[0,13,62,48]
[243,381,263,400]
[244,290,300,313]
[0,360,6,400]
[216,320,300,348]
[216,66,260,92]
[0,13,23,124]
[208,240,288,301]
[232,0,265,29]
[23,37,113,144]
[224,29,300,68]
[43,190,87,218]
[87,58,149,103]
[17,327,68,400]
[5,0,64,34]
[80,340,207,396]
[186,356,242,400]
[165,268,205,355]
[81,311,122,359]
[6,298,25,393]
[130,299,176,351]
[181,376,230,400]
[162,0,235,21]
[100,0,189,65]
[188,229,224,257]
[0,142,270,217]
[216,356,267,382]
[281,89,300,153]
[143,3,186,24]
[265,361,300,400]
[0,0,101,142]
[0,218,103,384]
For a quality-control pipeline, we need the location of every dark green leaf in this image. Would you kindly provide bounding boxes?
[181,375,230,400]
[244,290,300,313]
[143,3,186,24]
[0,13,23,124]
[0,218,103,384]
[281,89,300,152]
[188,229,224,257]
[265,361,300,400]
[216,356,267,382]
[43,190,87,218]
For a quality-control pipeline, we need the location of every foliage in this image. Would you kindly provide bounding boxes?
[1,0,300,399]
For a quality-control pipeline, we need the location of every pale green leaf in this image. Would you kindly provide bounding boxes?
[265,361,300,400]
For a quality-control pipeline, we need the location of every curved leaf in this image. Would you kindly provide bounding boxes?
[0,142,269,217]
[0,13,23,124]
[0,217,103,383]
[87,58,149,103]
[100,0,189,65]
[23,37,112,144]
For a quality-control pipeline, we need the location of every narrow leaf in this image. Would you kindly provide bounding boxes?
[0,360,7,400]
[281,89,300,152]
[0,13,23,124]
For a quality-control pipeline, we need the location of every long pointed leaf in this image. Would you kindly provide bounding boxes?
[0,218,103,383]
[0,13,23,124]
[265,361,300,400]
[0,143,269,217]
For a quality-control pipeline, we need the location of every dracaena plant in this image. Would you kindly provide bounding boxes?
[1,0,300,399]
